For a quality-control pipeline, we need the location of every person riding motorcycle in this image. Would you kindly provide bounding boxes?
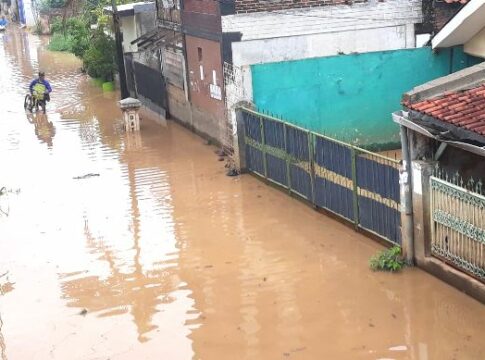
[0,15,7,30]
[29,71,52,103]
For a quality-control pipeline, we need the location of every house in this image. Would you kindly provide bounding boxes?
[128,0,479,151]
[224,0,484,150]
[392,0,485,303]
[176,0,429,152]
[106,2,169,117]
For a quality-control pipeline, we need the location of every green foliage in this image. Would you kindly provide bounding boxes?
[46,1,119,82]
[49,17,90,58]
[82,29,116,81]
[48,33,75,52]
[369,246,405,272]
[50,17,65,34]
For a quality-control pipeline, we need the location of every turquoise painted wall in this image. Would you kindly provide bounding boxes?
[251,47,481,148]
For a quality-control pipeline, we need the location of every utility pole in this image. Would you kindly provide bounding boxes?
[111,0,129,99]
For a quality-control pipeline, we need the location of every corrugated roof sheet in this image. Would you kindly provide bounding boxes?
[404,83,485,136]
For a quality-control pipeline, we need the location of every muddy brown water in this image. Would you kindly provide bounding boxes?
[0,28,484,360]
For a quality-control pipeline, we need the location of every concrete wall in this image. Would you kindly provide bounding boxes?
[465,26,485,59]
[250,47,475,148]
[167,83,191,125]
[186,36,224,115]
[167,85,226,148]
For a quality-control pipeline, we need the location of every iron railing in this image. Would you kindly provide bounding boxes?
[430,174,485,281]
[240,107,401,245]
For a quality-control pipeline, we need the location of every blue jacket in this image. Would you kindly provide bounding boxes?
[29,79,52,94]
[0,19,7,27]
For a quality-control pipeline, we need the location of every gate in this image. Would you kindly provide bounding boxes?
[124,54,136,97]
[430,175,485,281]
[241,108,401,245]
[133,61,167,110]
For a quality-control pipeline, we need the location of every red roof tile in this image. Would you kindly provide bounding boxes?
[405,84,485,136]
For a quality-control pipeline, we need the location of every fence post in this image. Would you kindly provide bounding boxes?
[308,132,316,206]
[351,147,359,228]
[234,108,247,173]
[410,160,437,263]
[259,116,268,178]
[284,123,292,193]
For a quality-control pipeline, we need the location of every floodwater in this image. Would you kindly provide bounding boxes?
[0,28,484,360]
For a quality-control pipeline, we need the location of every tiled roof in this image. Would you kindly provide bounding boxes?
[443,0,468,3]
[404,84,485,136]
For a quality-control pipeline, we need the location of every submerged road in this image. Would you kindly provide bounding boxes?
[0,28,484,360]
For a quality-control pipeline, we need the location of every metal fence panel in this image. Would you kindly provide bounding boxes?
[133,61,167,109]
[356,153,401,244]
[286,126,310,161]
[359,196,401,244]
[246,146,264,176]
[290,164,312,200]
[314,135,354,220]
[430,176,485,281]
[315,136,352,179]
[243,111,262,143]
[263,118,285,150]
[315,177,355,220]
[239,108,401,245]
[266,154,288,186]
[356,156,400,202]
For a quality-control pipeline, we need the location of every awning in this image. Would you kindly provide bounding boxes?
[104,2,155,17]
[131,27,183,51]
[393,111,485,157]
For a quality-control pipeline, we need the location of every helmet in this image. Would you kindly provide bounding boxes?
[38,71,45,77]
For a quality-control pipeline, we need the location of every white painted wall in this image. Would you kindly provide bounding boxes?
[120,16,138,53]
[23,0,36,27]
[232,25,414,66]
[222,0,421,42]
[464,26,485,59]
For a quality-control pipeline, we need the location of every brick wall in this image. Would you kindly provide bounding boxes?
[235,0,366,14]
[434,1,462,31]
[420,0,464,34]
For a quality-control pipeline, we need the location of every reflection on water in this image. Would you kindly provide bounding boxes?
[26,113,56,147]
[0,27,485,360]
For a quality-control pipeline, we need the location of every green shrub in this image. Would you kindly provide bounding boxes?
[50,17,64,34]
[82,29,116,81]
[48,33,74,52]
[369,246,405,272]
[50,17,90,57]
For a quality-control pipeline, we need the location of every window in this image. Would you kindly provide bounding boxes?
[197,47,203,62]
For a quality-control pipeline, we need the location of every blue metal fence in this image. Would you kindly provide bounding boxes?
[240,107,402,245]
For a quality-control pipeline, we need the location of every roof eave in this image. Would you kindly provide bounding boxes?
[432,0,485,49]
[393,110,485,157]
